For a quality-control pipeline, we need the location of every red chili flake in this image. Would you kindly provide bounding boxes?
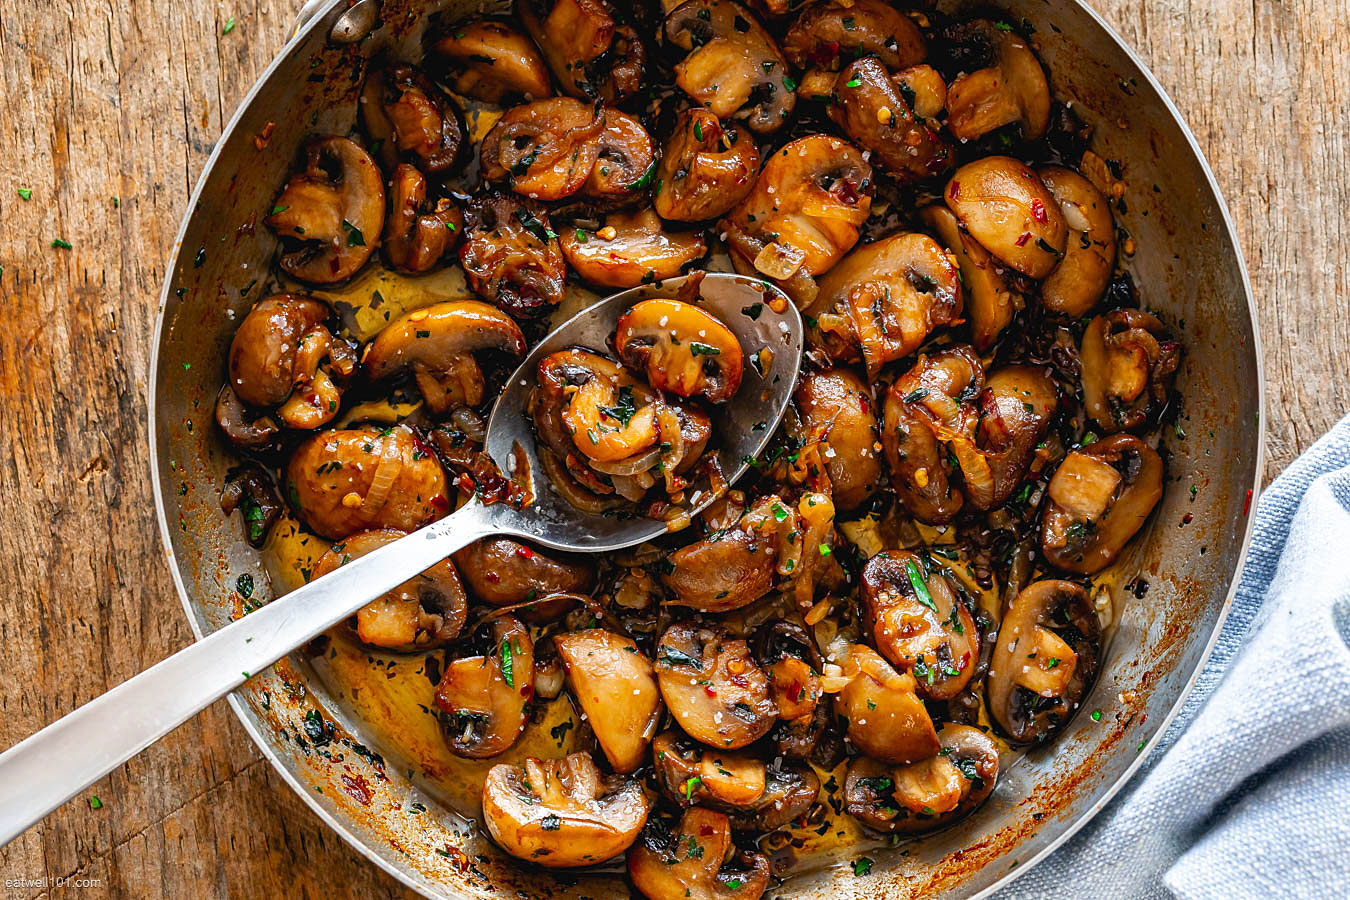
[431,492,451,512]
[960,652,970,669]
[1031,198,1048,223]
[730,674,749,688]
[1181,513,1194,525]
[341,773,374,805]
[699,824,716,836]
[704,685,717,697]
[1242,488,1253,515]
[1015,232,1031,246]
[485,572,501,584]
[520,684,533,698]
[949,180,961,200]
[859,395,870,414]
[516,545,535,559]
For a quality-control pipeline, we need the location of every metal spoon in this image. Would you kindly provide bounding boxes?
[0,272,801,846]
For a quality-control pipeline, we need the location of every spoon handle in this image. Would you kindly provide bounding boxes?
[0,500,499,848]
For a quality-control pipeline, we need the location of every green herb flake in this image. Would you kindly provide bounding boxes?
[51,238,73,250]
[89,795,103,810]
[236,573,255,599]
[853,857,874,876]
[501,639,515,688]
[17,188,32,201]
[683,775,702,800]
[783,75,798,92]
[845,78,862,88]
[342,219,365,247]
[1091,710,1103,722]
[222,16,236,35]
[741,302,763,320]
[905,558,938,612]
[819,543,832,557]
[690,341,721,356]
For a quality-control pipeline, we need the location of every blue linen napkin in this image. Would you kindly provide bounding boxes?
[997,415,1350,899]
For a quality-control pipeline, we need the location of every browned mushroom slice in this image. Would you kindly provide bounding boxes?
[265,136,384,284]
[1037,166,1117,317]
[860,551,979,701]
[655,623,777,749]
[665,0,794,135]
[382,164,463,275]
[662,495,796,612]
[782,0,926,71]
[453,536,596,607]
[460,191,567,318]
[555,629,663,774]
[945,157,1067,279]
[790,368,882,511]
[1042,434,1163,574]
[654,110,760,222]
[919,203,1018,352]
[363,300,525,415]
[614,297,742,402]
[560,212,707,289]
[435,617,534,758]
[881,346,984,524]
[650,731,820,832]
[945,19,1050,142]
[313,528,466,652]
[843,724,998,833]
[215,386,280,450]
[837,644,940,764]
[220,464,284,547]
[430,21,553,104]
[722,135,873,306]
[1079,309,1182,432]
[629,808,771,900]
[483,751,651,867]
[961,364,1059,511]
[518,0,644,103]
[895,64,947,120]
[582,110,657,203]
[360,63,463,173]
[480,97,605,201]
[285,425,450,540]
[829,58,953,185]
[752,621,828,761]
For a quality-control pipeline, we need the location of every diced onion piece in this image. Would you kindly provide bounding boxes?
[754,241,806,280]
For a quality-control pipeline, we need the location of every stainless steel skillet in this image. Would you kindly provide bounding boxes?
[147,0,1264,896]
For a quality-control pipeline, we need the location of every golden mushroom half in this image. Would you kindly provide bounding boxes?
[613,297,743,402]
[945,156,1067,279]
[555,629,663,774]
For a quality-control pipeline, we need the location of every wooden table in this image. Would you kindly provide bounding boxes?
[0,0,1345,896]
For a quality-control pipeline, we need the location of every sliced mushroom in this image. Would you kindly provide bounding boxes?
[628,808,771,900]
[360,63,463,174]
[285,425,449,540]
[518,0,645,103]
[1042,433,1163,574]
[363,300,526,415]
[843,724,998,833]
[555,629,663,774]
[482,751,651,867]
[945,156,1067,279]
[435,617,534,758]
[614,297,742,402]
[583,109,657,203]
[382,164,463,274]
[655,622,777,749]
[431,21,553,104]
[665,0,794,135]
[962,364,1059,511]
[313,528,466,652]
[1079,309,1181,432]
[1037,166,1117,317]
[860,551,978,700]
[895,64,948,120]
[654,110,760,222]
[809,231,961,378]
[453,536,597,607]
[721,135,873,306]
[215,386,280,450]
[919,203,1018,352]
[829,58,953,185]
[650,731,820,832]
[782,0,926,71]
[264,136,384,284]
[790,368,881,511]
[662,495,795,612]
[560,211,707,289]
[460,191,567,318]
[752,621,828,761]
[987,580,1101,745]
[479,97,605,201]
[220,464,284,547]
[945,20,1050,142]
[837,644,940,764]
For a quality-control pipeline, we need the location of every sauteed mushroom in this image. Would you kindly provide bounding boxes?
[945,19,1050,142]
[655,623,777,749]
[987,580,1101,745]
[453,537,597,606]
[583,110,657,203]
[829,58,953,185]
[628,808,771,900]
[919,203,1017,352]
[518,0,645,103]
[782,0,926,72]
[313,528,466,652]
[480,97,605,201]
[460,191,567,317]
[753,621,828,761]
[895,64,948,120]
[360,63,463,174]
[861,551,979,700]
[945,156,1067,279]
[482,751,651,866]
[431,21,553,104]
[665,0,794,135]
[654,110,760,222]
[220,465,284,547]
[1042,433,1163,574]
[961,364,1059,511]
[790,368,882,511]
[722,135,873,305]
[285,424,449,540]
[215,386,280,450]
[560,211,707,289]
[555,629,663,773]
[837,644,940,764]
[1038,166,1117,317]
[382,164,463,274]
[614,297,742,402]
[363,300,526,415]
[661,495,794,611]
[843,724,998,833]
[435,616,534,758]
[264,136,384,284]
[1079,310,1181,432]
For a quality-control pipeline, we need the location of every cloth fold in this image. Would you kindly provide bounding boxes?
[997,415,1350,899]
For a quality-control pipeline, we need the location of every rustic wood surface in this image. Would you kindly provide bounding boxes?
[0,0,1345,897]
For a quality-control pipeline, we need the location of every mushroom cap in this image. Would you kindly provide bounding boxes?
[945,19,1051,142]
[654,110,760,222]
[1079,308,1181,432]
[518,0,644,103]
[837,644,940,764]
[452,536,596,609]
[560,211,708,289]
[480,97,605,201]
[829,58,953,185]
[919,203,1018,352]
[430,20,553,104]
[961,364,1059,511]
[655,622,777,749]
[460,191,567,318]
[782,0,927,71]
[227,293,333,408]
[359,63,464,174]
[381,163,463,275]
[363,300,526,382]
[435,617,534,758]
[945,156,1067,279]
[1037,165,1117,317]
[614,297,743,402]
[555,629,663,773]
[628,807,771,900]
[790,368,882,511]
[582,109,657,201]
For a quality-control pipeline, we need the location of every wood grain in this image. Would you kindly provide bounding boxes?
[0,0,1345,897]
